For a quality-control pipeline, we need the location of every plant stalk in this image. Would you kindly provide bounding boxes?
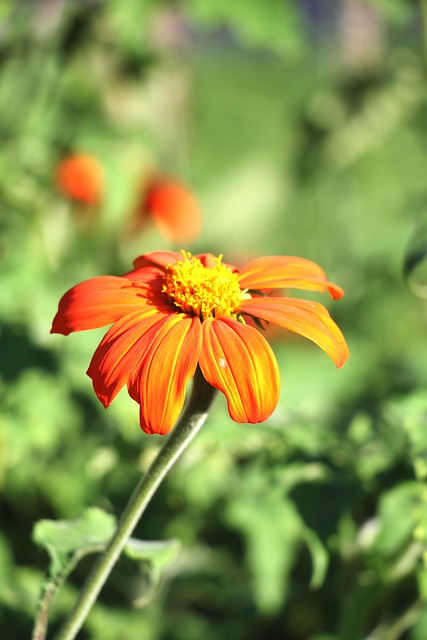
[53,369,217,640]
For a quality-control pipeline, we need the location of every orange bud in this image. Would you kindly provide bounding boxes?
[142,178,202,243]
[55,154,103,206]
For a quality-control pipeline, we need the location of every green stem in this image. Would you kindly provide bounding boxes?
[33,578,59,640]
[53,370,217,640]
[382,599,424,640]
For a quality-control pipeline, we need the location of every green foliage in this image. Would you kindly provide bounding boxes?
[33,508,116,578]
[31,507,181,635]
[125,537,181,567]
[2,1,427,639]
[182,0,305,58]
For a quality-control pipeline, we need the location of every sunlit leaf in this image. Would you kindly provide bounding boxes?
[302,528,329,590]
[370,483,423,582]
[125,538,181,569]
[33,507,116,577]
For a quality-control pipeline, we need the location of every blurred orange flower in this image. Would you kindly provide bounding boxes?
[138,178,202,242]
[51,250,349,435]
[55,154,104,206]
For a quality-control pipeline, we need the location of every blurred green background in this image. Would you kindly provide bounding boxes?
[3,1,427,638]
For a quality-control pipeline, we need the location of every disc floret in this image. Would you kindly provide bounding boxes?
[163,251,245,320]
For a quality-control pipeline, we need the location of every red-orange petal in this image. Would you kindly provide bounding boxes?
[128,314,202,435]
[51,276,155,335]
[132,250,237,275]
[199,317,280,423]
[132,250,183,270]
[87,309,172,407]
[238,297,349,368]
[196,253,238,272]
[124,264,166,285]
[238,256,344,299]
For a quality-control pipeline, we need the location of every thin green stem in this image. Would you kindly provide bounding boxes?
[53,370,217,640]
[33,578,58,640]
[382,599,424,640]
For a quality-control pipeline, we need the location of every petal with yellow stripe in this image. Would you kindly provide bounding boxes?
[199,317,280,423]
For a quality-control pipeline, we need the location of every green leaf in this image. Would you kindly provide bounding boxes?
[123,538,181,609]
[302,527,329,590]
[225,472,302,614]
[372,483,420,558]
[368,482,424,585]
[33,507,116,578]
[125,538,181,569]
[385,392,427,479]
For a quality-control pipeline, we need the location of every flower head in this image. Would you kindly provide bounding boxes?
[55,153,104,206]
[51,250,349,435]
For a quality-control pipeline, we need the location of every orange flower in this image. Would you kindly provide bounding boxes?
[51,250,349,435]
[55,154,104,206]
[141,179,202,242]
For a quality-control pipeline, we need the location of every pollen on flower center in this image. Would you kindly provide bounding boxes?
[163,251,245,319]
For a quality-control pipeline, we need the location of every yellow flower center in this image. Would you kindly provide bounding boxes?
[163,251,245,320]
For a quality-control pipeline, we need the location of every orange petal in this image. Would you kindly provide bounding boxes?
[196,253,238,272]
[87,309,171,407]
[238,297,349,367]
[199,318,280,423]
[133,250,183,270]
[238,256,344,299]
[128,315,202,435]
[51,276,155,335]
[124,264,166,285]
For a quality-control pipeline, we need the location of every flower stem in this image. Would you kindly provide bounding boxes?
[53,370,217,640]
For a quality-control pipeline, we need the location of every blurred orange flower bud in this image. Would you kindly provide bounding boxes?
[55,154,104,206]
[140,178,202,243]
